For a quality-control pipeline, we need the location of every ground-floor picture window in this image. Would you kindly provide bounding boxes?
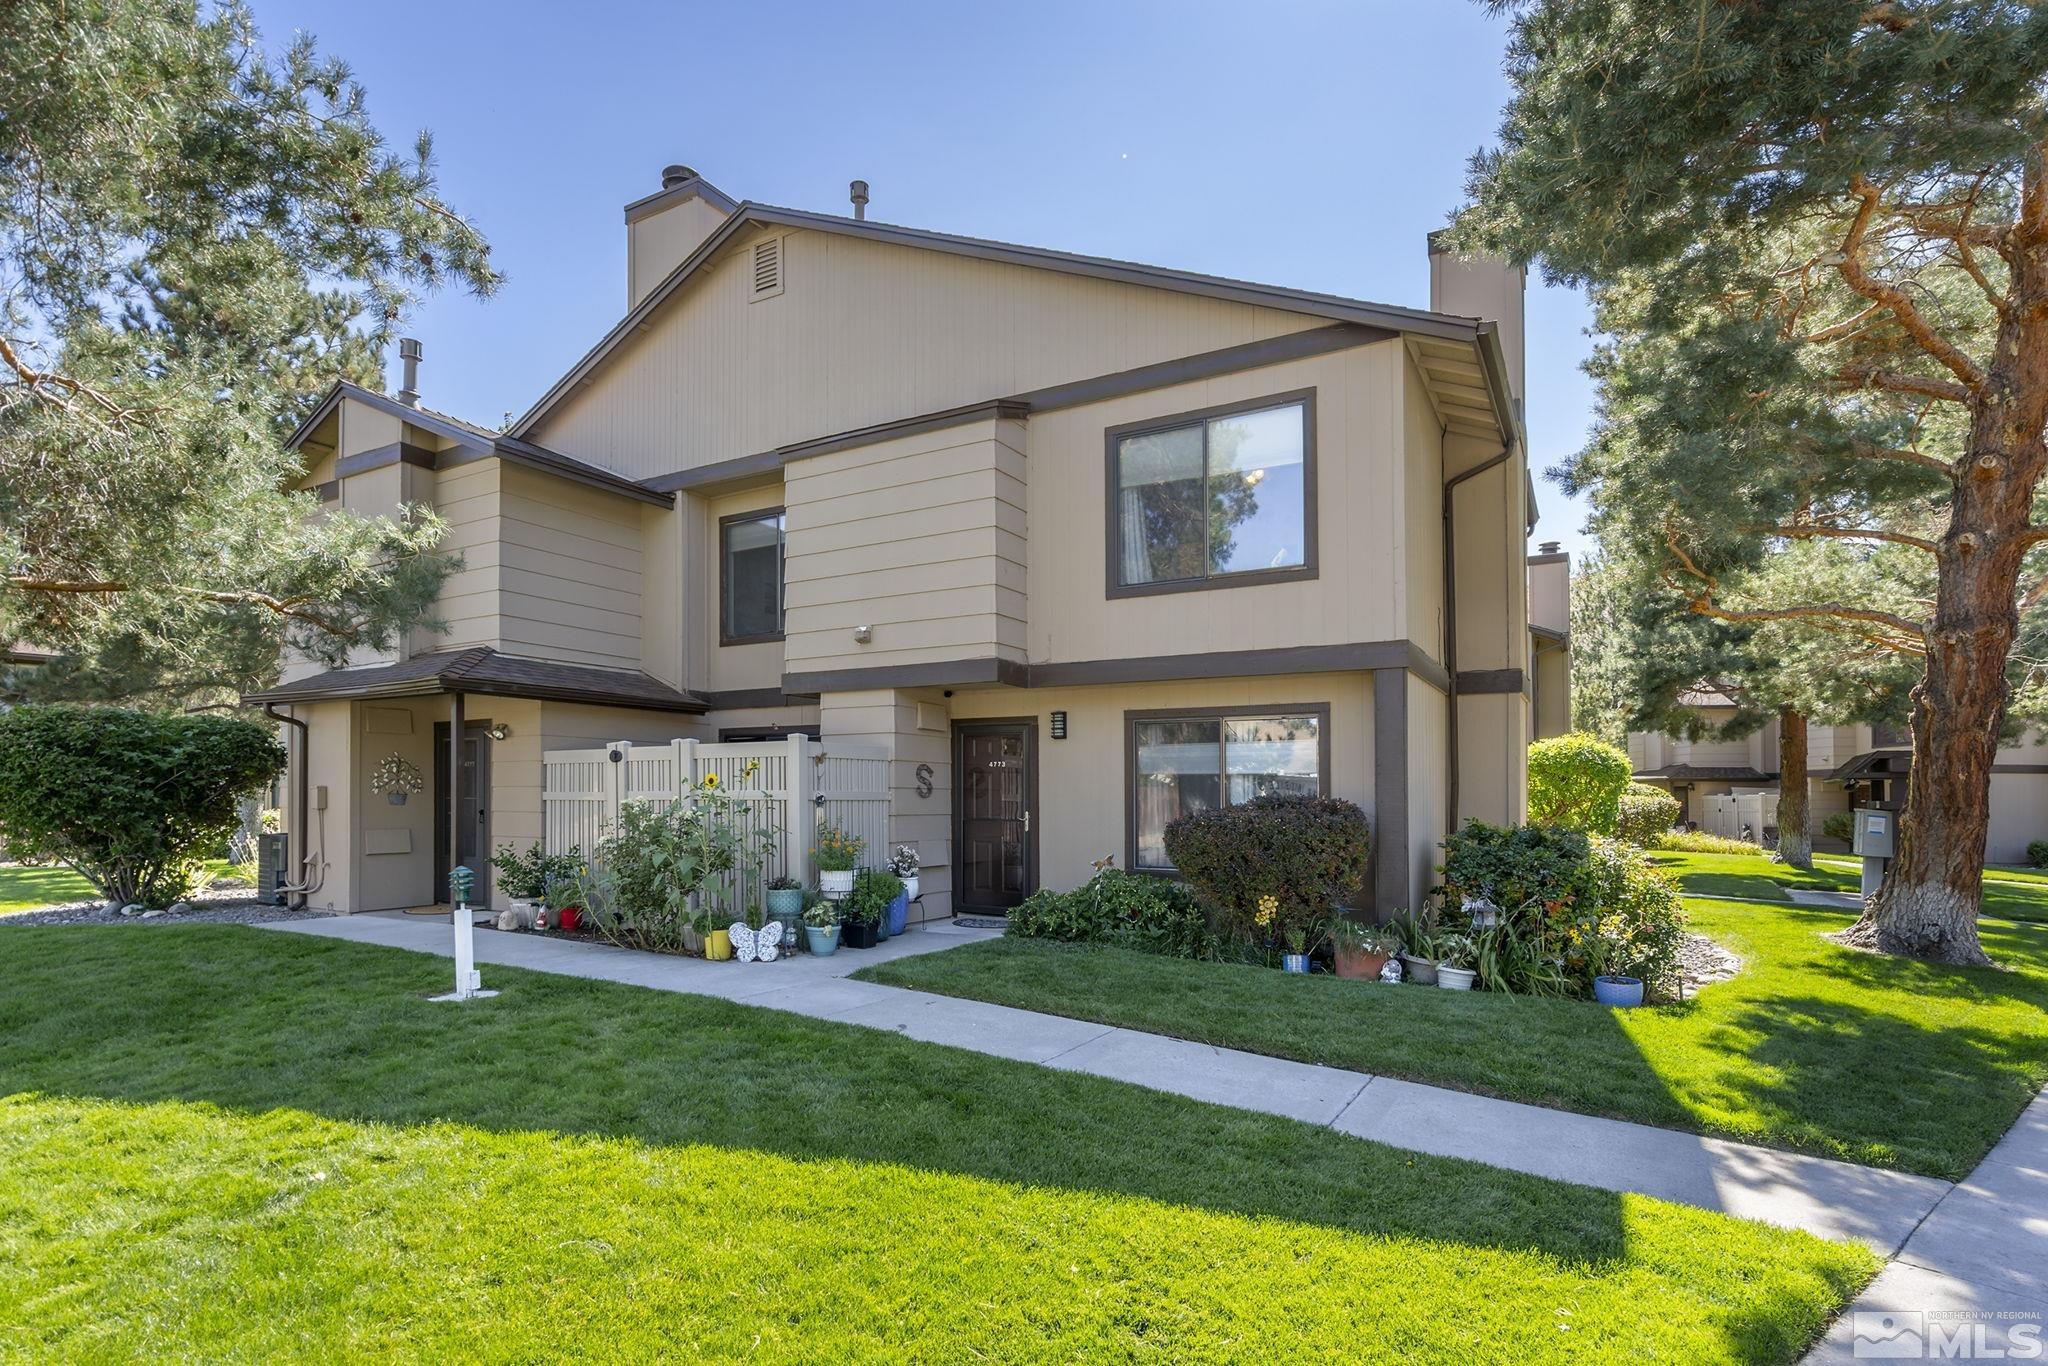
[1129,708,1324,871]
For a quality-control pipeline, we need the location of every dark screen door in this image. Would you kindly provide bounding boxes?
[955,722,1034,913]
[433,721,492,904]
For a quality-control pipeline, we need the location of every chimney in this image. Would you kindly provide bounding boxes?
[1428,231,1526,426]
[624,162,737,308]
[396,337,422,407]
[1539,540,1560,556]
[849,179,869,221]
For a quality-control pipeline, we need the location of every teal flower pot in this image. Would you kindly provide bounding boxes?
[766,887,805,920]
[804,924,840,956]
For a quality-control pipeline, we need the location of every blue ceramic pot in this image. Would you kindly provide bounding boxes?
[1281,953,1312,974]
[1594,975,1645,1007]
[804,924,839,956]
[885,891,909,937]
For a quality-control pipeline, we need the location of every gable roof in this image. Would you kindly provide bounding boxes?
[508,203,1523,452]
[286,381,672,507]
[243,646,708,713]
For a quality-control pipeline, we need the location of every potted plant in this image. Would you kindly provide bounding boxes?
[491,839,564,927]
[1395,916,1440,986]
[1435,932,1478,991]
[545,874,585,934]
[802,894,841,956]
[889,844,921,904]
[1281,925,1315,974]
[1588,931,1646,1007]
[884,869,912,937]
[765,874,804,933]
[814,826,864,896]
[1331,917,1398,980]
[842,869,900,949]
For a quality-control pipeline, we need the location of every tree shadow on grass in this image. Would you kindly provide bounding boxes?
[0,927,1656,1265]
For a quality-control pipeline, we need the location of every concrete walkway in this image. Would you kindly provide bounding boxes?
[264,912,1948,1254]
[1805,1086,2048,1361]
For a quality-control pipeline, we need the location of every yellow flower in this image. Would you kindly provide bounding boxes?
[701,772,720,790]
[1254,894,1278,929]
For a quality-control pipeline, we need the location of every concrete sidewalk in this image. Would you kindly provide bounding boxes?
[1805,1087,2048,1362]
[263,912,1949,1254]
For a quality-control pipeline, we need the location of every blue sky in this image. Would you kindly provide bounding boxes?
[249,0,1597,558]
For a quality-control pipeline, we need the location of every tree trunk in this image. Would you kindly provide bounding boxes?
[1850,178,2048,966]
[1777,708,1811,870]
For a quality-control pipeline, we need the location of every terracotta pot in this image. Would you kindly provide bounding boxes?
[1333,947,1391,981]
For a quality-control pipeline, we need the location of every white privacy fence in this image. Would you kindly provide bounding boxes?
[542,736,892,898]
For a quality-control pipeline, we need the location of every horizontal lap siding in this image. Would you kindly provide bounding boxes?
[492,467,645,670]
[784,418,1026,675]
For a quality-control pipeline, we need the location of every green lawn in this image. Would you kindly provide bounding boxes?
[860,891,2048,1180]
[0,927,1869,1362]
[0,860,246,915]
[1651,850,2048,924]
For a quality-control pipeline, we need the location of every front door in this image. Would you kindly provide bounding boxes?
[954,721,1036,914]
[433,721,492,904]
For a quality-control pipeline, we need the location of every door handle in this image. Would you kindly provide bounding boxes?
[1022,810,1031,833]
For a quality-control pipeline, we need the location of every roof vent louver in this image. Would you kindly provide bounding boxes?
[749,236,784,301]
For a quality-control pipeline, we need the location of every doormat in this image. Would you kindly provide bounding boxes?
[953,917,1009,929]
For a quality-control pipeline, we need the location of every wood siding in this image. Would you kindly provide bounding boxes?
[530,225,1323,481]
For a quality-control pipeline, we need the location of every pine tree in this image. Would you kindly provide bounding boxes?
[1460,0,2048,963]
[1,0,500,706]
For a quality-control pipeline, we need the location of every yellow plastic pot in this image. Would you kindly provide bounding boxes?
[704,928,734,961]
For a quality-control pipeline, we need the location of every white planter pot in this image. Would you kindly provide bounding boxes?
[1437,965,1477,991]
[901,874,920,903]
[819,869,856,895]
[507,898,541,930]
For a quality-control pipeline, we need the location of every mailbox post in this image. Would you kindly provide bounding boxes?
[1850,809,1895,899]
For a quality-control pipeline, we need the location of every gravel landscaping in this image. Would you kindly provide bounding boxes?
[0,887,332,928]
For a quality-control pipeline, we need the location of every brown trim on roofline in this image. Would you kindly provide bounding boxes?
[780,640,1451,696]
[700,687,815,710]
[1455,668,1526,696]
[1122,702,1334,877]
[1103,388,1318,602]
[333,441,437,478]
[644,326,1382,495]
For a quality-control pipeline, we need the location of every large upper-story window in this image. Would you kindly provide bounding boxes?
[1107,391,1315,598]
[1127,706,1328,871]
[721,508,785,645]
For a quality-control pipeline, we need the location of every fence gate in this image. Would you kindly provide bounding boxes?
[542,734,891,896]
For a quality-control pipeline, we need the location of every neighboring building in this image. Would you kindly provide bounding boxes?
[247,166,1553,919]
[1527,543,1570,741]
[1628,698,2048,863]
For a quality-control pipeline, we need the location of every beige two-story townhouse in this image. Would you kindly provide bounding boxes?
[247,166,1545,921]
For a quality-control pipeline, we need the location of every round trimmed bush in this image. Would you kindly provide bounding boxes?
[1162,794,1370,941]
[1615,782,1681,845]
[2028,839,2048,870]
[0,704,284,907]
[1527,733,1634,835]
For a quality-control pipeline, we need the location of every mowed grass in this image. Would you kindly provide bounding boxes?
[1648,849,2048,924]
[861,891,2048,1180]
[0,860,246,915]
[0,928,1872,1363]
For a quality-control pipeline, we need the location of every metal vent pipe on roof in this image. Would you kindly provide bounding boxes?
[662,164,697,190]
[849,179,869,220]
[397,337,422,407]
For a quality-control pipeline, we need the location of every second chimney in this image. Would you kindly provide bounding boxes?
[397,337,422,407]
[849,179,869,221]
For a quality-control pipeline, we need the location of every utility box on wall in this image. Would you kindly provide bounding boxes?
[258,832,290,904]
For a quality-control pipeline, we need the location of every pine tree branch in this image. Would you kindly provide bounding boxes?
[1756,523,1939,554]
[1835,362,1973,404]
[1838,439,1951,475]
[1663,530,1928,652]
[8,577,350,637]
[1834,176,1986,391]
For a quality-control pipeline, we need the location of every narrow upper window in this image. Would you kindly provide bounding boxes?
[1108,392,1314,598]
[1129,709,1325,871]
[721,509,785,644]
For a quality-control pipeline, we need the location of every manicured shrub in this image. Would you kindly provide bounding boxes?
[1437,820,1686,999]
[2028,840,2048,870]
[1526,732,1634,834]
[1615,783,1681,845]
[1162,795,1370,942]
[0,704,283,906]
[1822,812,1856,844]
[1006,868,1215,959]
[577,776,767,952]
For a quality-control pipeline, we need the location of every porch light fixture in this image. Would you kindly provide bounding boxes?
[1050,710,1068,740]
[486,723,511,742]
[852,625,873,645]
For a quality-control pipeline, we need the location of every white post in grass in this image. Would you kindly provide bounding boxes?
[433,864,498,1002]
